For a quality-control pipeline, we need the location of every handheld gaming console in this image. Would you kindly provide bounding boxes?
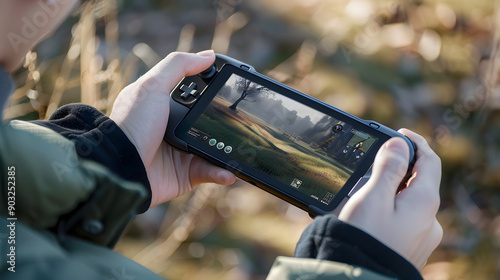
[164,54,416,217]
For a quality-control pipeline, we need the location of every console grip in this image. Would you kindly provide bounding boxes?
[164,99,190,151]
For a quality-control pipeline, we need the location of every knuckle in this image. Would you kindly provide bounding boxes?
[379,153,407,170]
[425,187,441,207]
[432,220,444,247]
[421,146,440,163]
[167,51,188,63]
[167,51,182,59]
[416,142,439,165]
[376,154,408,181]
[419,191,441,214]
[430,197,441,215]
[406,185,440,217]
[433,153,442,168]
[400,129,422,144]
[410,132,428,147]
[414,133,428,146]
[415,149,442,178]
[138,76,161,93]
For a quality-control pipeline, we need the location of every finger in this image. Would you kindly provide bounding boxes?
[430,218,443,250]
[140,50,216,93]
[398,128,442,190]
[396,129,442,214]
[189,156,236,187]
[413,219,443,269]
[359,137,410,205]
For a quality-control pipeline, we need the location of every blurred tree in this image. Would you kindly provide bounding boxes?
[229,77,270,111]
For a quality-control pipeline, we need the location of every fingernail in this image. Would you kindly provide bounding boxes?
[197,50,215,57]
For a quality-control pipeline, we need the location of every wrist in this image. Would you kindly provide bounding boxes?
[294,215,423,280]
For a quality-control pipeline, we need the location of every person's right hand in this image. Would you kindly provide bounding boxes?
[338,129,443,269]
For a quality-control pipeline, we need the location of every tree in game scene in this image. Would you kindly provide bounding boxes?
[229,77,270,110]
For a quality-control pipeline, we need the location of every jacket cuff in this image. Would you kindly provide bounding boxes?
[294,215,423,280]
[33,104,151,213]
[267,256,394,280]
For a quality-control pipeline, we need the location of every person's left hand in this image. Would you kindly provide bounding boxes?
[110,51,236,208]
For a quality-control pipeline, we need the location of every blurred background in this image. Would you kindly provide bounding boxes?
[5,0,500,279]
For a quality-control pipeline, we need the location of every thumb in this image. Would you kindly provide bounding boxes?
[360,137,410,202]
[189,157,237,187]
[140,50,216,94]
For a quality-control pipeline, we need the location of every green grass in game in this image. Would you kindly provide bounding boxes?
[191,97,352,201]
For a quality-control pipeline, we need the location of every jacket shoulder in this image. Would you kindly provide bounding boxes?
[1,120,92,228]
[0,120,147,246]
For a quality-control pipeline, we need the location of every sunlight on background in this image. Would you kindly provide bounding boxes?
[6,0,500,279]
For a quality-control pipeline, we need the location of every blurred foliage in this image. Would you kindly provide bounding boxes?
[5,0,500,279]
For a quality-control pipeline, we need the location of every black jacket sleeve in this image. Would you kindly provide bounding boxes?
[33,104,151,213]
[294,215,422,280]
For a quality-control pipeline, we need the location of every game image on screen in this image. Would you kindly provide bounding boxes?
[185,74,378,205]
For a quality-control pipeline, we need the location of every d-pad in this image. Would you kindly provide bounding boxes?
[180,82,198,99]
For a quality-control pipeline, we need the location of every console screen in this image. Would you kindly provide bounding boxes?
[184,73,378,205]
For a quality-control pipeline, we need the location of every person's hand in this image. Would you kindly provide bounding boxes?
[110,51,236,208]
[338,129,443,269]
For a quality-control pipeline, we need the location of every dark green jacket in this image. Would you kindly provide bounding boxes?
[0,120,164,279]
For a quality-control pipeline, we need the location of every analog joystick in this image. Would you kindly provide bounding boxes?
[198,64,217,79]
